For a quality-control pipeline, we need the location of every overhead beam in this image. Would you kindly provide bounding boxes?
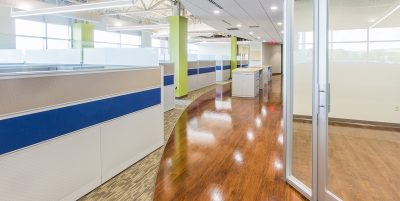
[11,0,132,17]
[107,24,169,31]
[102,8,170,16]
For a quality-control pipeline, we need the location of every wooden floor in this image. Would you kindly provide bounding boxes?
[154,76,307,201]
[292,121,400,201]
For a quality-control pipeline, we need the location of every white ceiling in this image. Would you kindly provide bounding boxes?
[180,0,284,43]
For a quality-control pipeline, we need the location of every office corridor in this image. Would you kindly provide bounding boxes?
[154,76,306,201]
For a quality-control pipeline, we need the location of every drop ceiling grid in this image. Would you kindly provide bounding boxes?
[233,0,280,41]
[258,0,284,39]
[180,0,283,42]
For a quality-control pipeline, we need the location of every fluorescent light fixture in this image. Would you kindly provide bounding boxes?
[270,6,278,10]
[370,2,400,28]
[249,31,254,35]
[11,0,132,17]
[277,22,283,26]
[236,24,242,27]
[213,10,220,14]
[107,24,169,31]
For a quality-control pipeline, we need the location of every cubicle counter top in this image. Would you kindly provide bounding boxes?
[0,64,159,79]
[232,67,263,73]
[248,65,272,69]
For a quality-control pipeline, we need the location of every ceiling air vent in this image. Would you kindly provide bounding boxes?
[222,20,232,26]
[207,0,224,9]
[249,25,260,28]
[227,28,239,31]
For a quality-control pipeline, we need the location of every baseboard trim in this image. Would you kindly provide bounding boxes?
[293,115,400,132]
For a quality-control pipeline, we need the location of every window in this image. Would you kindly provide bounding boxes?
[94,30,120,44]
[15,19,71,50]
[121,34,141,47]
[47,39,69,49]
[47,23,70,39]
[152,39,161,47]
[16,36,45,50]
[15,19,45,37]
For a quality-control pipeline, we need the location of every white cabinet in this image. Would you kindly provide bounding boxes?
[232,68,262,98]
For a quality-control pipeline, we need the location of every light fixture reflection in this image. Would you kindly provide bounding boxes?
[277,22,283,26]
[270,6,278,10]
[246,130,254,141]
[261,106,268,117]
[233,150,243,165]
[210,188,224,201]
[274,160,282,170]
[213,10,220,15]
[278,134,283,144]
[256,117,262,128]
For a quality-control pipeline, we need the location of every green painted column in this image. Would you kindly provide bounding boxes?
[169,16,188,98]
[231,36,238,76]
[72,23,94,62]
[72,23,94,48]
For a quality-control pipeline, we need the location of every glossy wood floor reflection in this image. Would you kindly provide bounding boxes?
[154,76,306,201]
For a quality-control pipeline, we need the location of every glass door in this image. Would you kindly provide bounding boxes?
[286,0,400,200]
[323,0,400,200]
[283,0,316,200]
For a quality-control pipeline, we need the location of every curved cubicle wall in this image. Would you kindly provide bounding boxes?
[0,48,163,201]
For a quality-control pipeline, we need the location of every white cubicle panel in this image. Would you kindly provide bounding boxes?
[161,62,175,112]
[25,49,81,64]
[84,48,159,67]
[0,49,24,63]
[0,67,163,201]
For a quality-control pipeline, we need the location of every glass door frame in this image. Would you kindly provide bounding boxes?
[283,0,342,200]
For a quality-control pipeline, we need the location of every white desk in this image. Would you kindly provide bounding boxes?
[232,68,262,98]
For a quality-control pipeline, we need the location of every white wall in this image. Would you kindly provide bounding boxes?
[292,0,400,124]
[195,43,230,59]
[0,6,16,49]
[262,43,282,74]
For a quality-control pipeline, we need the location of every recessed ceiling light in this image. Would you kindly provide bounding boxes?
[257,36,261,39]
[249,31,254,35]
[277,22,282,26]
[236,24,242,27]
[114,22,122,26]
[213,10,220,14]
[368,18,376,23]
[270,6,278,10]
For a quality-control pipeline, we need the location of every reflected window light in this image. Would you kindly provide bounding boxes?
[233,150,243,165]
[202,111,232,123]
[274,160,282,170]
[210,188,224,201]
[215,99,232,110]
[256,117,262,128]
[246,130,254,141]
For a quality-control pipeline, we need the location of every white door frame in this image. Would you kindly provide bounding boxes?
[284,0,342,200]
